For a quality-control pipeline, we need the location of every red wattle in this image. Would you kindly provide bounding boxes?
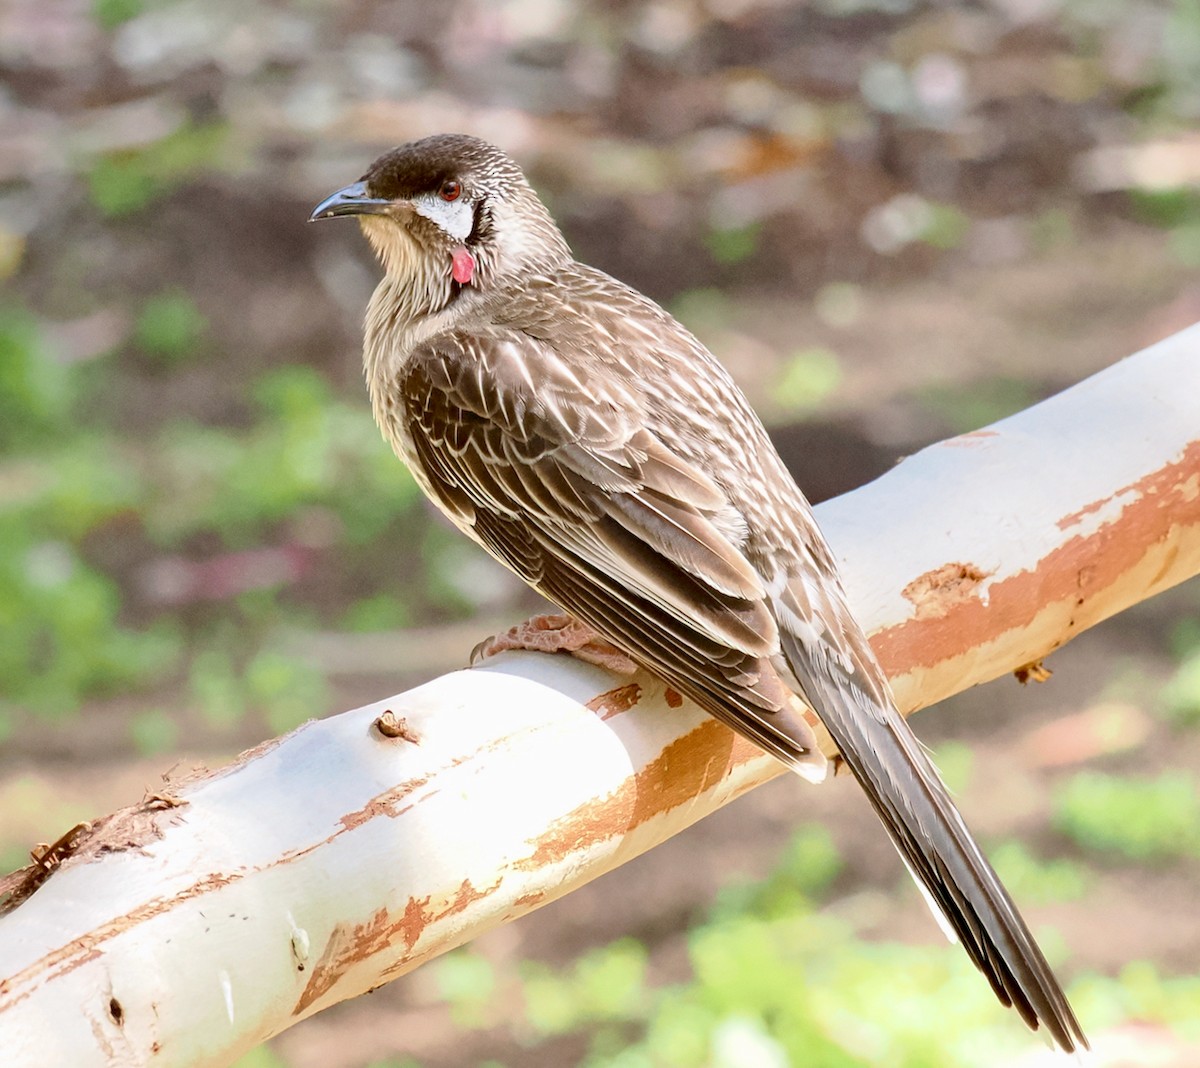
[451,247,476,285]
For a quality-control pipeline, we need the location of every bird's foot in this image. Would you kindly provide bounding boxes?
[471,613,639,675]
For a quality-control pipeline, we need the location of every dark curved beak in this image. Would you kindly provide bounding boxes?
[309,181,392,222]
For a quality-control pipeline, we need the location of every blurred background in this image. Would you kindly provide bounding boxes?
[2,0,1200,1065]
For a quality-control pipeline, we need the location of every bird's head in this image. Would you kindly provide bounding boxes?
[310,134,570,305]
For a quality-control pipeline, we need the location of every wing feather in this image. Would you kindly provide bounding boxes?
[401,330,824,774]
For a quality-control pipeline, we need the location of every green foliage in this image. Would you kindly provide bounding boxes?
[560,905,1040,1067]
[0,429,177,715]
[775,826,843,898]
[0,533,180,718]
[88,157,160,218]
[419,818,1200,1063]
[436,951,497,1028]
[522,938,648,1038]
[918,203,970,250]
[29,435,146,539]
[668,288,734,336]
[135,291,208,362]
[1130,187,1200,230]
[341,593,412,633]
[0,307,75,449]
[0,844,29,883]
[705,223,761,266]
[147,367,417,547]
[0,227,24,282]
[918,377,1037,434]
[988,841,1091,905]
[1072,962,1200,1039]
[475,873,1190,1065]
[929,741,974,796]
[128,707,179,756]
[436,829,1115,1066]
[420,529,491,616]
[246,647,326,735]
[86,122,229,217]
[1167,220,1200,266]
[0,351,425,722]
[92,0,146,30]
[1162,0,1200,114]
[1053,771,1200,861]
[1129,188,1200,265]
[1160,648,1200,726]
[771,348,842,414]
[189,645,247,731]
[711,826,842,921]
[186,633,327,734]
[1169,616,1200,659]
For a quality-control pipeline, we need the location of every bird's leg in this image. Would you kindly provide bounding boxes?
[471,613,639,675]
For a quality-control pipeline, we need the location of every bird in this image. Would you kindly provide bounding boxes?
[311,133,1087,1052]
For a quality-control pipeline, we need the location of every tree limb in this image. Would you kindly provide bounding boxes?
[2,325,1198,1066]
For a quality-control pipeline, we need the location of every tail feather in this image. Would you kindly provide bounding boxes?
[779,628,1088,1053]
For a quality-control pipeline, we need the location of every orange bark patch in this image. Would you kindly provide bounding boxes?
[1057,494,1116,531]
[438,877,488,920]
[295,903,424,1015]
[873,440,1200,680]
[586,682,642,720]
[515,718,761,871]
[513,785,633,871]
[629,720,743,826]
[663,687,684,708]
[340,776,431,832]
[295,877,497,1016]
[901,562,990,620]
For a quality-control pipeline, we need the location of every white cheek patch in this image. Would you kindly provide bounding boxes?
[411,191,474,241]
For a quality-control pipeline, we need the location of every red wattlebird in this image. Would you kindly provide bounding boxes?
[312,134,1086,1052]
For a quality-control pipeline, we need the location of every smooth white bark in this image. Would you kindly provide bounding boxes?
[1,325,1198,1067]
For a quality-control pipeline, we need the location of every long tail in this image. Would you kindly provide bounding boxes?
[778,627,1088,1053]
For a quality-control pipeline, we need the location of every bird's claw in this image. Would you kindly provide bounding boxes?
[471,613,639,675]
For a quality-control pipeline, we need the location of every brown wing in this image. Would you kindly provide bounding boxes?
[400,329,826,778]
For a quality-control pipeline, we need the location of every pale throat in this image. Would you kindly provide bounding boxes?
[359,216,425,285]
[358,218,462,328]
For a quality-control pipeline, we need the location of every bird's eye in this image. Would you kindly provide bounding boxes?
[439,180,462,202]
